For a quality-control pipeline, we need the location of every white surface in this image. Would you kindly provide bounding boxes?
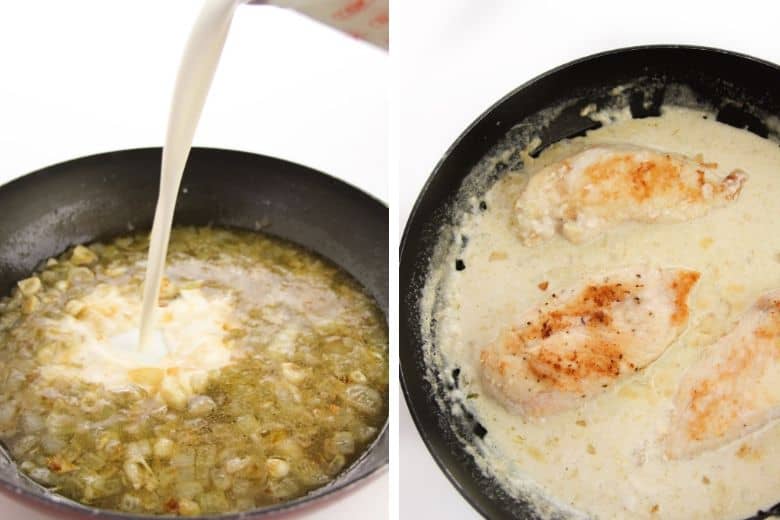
[398,0,780,518]
[0,1,387,518]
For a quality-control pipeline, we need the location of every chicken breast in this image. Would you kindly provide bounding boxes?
[479,267,699,417]
[666,290,780,459]
[515,144,747,245]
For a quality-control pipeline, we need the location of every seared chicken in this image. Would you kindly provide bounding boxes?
[667,290,780,459]
[480,267,699,417]
[515,144,747,245]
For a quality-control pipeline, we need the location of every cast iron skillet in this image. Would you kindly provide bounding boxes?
[0,147,388,519]
[400,45,780,519]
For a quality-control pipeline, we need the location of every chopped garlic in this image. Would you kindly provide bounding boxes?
[70,245,98,265]
[266,457,290,479]
[17,276,41,296]
[21,296,39,314]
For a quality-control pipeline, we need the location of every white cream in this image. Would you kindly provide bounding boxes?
[40,284,236,408]
[426,107,780,520]
[46,0,244,400]
[139,0,241,350]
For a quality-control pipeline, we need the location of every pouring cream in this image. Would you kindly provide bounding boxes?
[138,0,241,352]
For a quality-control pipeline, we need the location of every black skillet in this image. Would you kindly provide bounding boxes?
[0,147,388,519]
[400,45,780,519]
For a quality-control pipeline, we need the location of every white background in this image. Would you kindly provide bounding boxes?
[0,1,387,519]
[398,1,780,518]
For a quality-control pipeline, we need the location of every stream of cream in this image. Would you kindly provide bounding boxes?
[138,0,242,351]
[38,0,388,403]
[35,0,247,401]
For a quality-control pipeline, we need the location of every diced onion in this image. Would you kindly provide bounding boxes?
[266,457,290,479]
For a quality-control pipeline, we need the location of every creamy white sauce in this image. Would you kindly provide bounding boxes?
[426,107,780,520]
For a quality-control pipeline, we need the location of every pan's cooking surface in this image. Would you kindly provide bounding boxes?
[0,148,388,519]
[400,46,780,520]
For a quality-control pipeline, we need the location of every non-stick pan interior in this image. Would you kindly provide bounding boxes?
[0,147,388,519]
[400,46,780,520]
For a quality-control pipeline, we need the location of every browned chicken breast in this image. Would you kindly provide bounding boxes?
[480,267,700,417]
[667,290,780,459]
[515,144,747,245]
